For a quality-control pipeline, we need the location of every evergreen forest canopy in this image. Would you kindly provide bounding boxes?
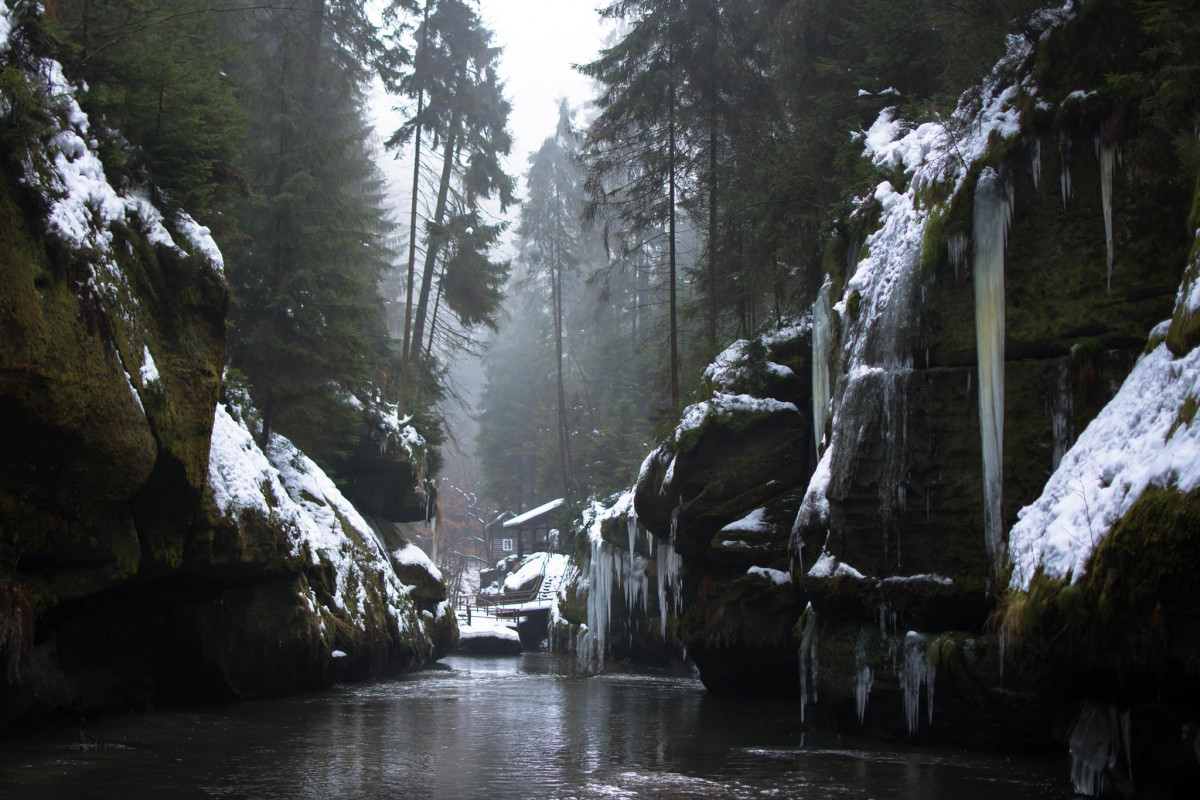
[27,0,1200,522]
[37,0,518,476]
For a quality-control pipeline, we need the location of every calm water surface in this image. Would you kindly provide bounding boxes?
[0,654,1070,799]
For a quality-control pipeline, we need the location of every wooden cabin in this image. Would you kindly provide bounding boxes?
[484,498,564,561]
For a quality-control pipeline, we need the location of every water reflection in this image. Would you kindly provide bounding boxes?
[0,654,1069,800]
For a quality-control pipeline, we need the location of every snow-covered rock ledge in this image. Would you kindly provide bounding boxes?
[1009,335,1200,590]
[207,398,456,676]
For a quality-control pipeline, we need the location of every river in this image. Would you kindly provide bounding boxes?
[0,654,1070,799]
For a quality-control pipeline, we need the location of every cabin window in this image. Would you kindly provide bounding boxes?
[502,538,514,551]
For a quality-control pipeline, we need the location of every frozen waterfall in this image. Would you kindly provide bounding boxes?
[798,604,819,725]
[1059,132,1073,210]
[656,503,683,639]
[811,277,834,458]
[902,632,937,736]
[1096,132,1120,291]
[973,167,1012,577]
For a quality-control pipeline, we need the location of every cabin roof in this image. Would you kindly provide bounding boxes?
[502,498,565,529]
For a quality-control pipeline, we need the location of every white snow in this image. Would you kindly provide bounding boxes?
[503,552,552,591]
[392,540,443,582]
[791,446,833,555]
[458,616,520,644]
[806,551,866,581]
[762,321,810,348]
[207,402,419,630]
[720,508,770,534]
[861,29,1048,195]
[503,497,565,528]
[6,16,225,317]
[584,490,635,546]
[880,574,954,586]
[747,566,792,585]
[673,393,799,445]
[1008,341,1200,590]
[1177,237,1200,315]
[172,212,225,273]
[331,650,348,659]
[139,345,159,386]
[701,328,804,392]
[0,4,12,54]
[702,339,750,388]
[373,398,425,461]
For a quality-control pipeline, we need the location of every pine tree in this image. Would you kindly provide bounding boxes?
[515,101,591,503]
[223,2,395,463]
[49,0,247,225]
[386,0,515,411]
[581,0,689,410]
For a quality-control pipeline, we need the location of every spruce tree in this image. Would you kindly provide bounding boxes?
[386,0,515,410]
[223,2,394,463]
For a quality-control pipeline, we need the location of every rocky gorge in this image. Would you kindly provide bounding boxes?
[0,8,454,731]
[549,3,1200,796]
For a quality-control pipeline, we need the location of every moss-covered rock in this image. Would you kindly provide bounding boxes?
[1166,230,1200,358]
[0,33,453,729]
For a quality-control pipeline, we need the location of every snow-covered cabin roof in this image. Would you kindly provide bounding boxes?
[502,498,565,529]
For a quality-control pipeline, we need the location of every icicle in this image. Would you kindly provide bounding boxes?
[973,167,1012,577]
[1049,357,1074,470]
[812,277,834,458]
[1060,132,1074,210]
[652,499,684,639]
[1096,129,1120,291]
[798,604,818,724]
[627,512,638,562]
[1032,137,1043,191]
[902,632,936,736]
[655,535,682,639]
[947,232,968,280]
[853,629,873,724]
[876,601,896,638]
[624,512,648,615]
[584,538,622,671]
[1069,704,1133,798]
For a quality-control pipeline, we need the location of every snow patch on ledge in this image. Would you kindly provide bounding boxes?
[807,551,866,581]
[585,489,636,546]
[747,566,792,585]
[880,574,954,586]
[1009,342,1200,590]
[393,540,442,583]
[721,507,770,534]
[673,392,799,444]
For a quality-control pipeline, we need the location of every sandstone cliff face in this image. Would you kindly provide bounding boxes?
[561,3,1200,792]
[0,13,451,729]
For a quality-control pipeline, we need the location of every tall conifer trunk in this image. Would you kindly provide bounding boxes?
[398,1,430,415]
[667,47,679,410]
[409,105,460,362]
[553,233,572,503]
[708,85,718,352]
